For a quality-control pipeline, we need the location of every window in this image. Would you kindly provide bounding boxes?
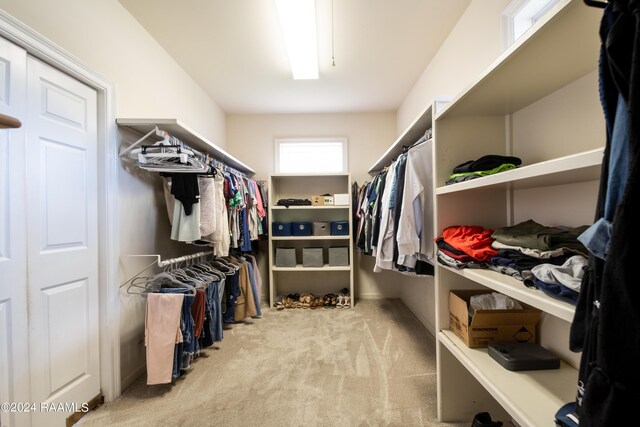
[275,138,348,173]
[502,0,560,49]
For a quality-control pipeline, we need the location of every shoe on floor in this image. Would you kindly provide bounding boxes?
[471,412,503,427]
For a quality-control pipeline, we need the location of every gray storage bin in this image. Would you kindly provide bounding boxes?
[275,247,297,267]
[302,247,324,267]
[313,221,330,236]
[329,246,349,266]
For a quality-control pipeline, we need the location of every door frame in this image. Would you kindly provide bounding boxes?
[0,11,121,401]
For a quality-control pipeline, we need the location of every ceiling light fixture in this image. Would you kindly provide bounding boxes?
[275,0,319,80]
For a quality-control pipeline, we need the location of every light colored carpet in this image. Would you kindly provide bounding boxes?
[78,299,467,427]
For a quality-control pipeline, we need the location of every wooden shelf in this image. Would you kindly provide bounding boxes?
[439,330,577,427]
[438,265,576,322]
[436,148,603,195]
[271,205,349,210]
[271,235,351,241]
[116,118,255,175]
[272,264,351,272]
[435,0,600,120]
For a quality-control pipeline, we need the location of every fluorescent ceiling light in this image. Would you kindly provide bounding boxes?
[275,0,319,80]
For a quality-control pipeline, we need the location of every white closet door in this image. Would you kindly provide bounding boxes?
[0,37,30,427]
[25,56,99,426]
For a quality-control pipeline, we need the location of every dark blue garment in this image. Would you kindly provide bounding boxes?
[213,279,224,341]
[579,95,630,259]
[180,294,195,370]
[199,280,218,349]
[223,270,240,324]
[533,278,579,305]
[240,208,252,251]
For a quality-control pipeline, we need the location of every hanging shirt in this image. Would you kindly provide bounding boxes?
[397,140,435,265]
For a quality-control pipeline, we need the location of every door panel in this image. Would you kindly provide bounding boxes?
[41,80,87,130]
[0,37,29,427]
[40,138,88,251]
[26,56,99,427]
[42,279,89,394]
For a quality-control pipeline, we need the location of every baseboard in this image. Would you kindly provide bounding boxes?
[121,363,146,392]
[357,292,397,300]
[400,296,436,337]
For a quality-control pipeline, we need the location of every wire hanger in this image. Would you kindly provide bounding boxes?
[584,0,607,8]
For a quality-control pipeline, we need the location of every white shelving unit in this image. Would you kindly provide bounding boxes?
[433,1,602,425]
[268,173,354,307]
[116,118,255,175]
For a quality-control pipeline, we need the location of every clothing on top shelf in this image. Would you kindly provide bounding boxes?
[452,154,522,174]
[356,139,434,276]
[446,163,517,185]
[444,154,522,186]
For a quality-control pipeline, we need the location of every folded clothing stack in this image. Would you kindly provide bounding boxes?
[434,220,589,305]
[446,154,522,185]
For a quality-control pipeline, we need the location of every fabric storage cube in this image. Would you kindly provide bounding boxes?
[328,247,349,266]
[272,222,292,236]
[303,247,324,267]
[292,221,312,236]
[312,221,330,236]
[330,220,349,235]
[275,247,296,267]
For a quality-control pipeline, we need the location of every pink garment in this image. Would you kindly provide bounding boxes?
[145,293,184,385]
[251,180,266,219]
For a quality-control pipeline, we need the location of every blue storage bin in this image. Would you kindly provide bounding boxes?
[272,222,292,236]
[292,221,312,236]
[331,221,349,235]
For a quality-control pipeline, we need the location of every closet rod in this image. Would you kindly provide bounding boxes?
[120,251,213,288]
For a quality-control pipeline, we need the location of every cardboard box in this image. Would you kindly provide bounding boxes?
[334,193,349,205]
[323,195,334,205]
[311,196,324,206]
[449,289,540,348]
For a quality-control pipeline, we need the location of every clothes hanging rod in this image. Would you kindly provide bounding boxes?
[119,251,213,288]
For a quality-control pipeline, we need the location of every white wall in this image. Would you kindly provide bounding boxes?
[0,0,225,145]
[226,112,405,300]
[395,0,511,333]
[0,0,227,389]
[397,0,511,133]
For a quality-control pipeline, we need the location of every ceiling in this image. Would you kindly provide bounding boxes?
[119,0,471,114]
